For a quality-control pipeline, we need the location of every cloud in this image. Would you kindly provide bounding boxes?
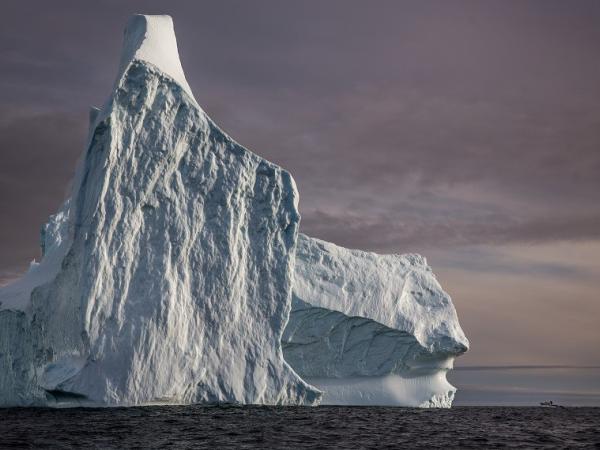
[0,111,85,273]
[299,207,600,253]
[455,365,600,371]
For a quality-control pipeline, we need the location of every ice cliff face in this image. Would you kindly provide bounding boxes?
[282,235,469,407]
[0,15,318,406]
[0,14,468,408]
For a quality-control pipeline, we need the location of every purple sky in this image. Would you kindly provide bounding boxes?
[1,1,599,368]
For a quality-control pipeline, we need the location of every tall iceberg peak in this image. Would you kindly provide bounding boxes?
[117,14,197,105]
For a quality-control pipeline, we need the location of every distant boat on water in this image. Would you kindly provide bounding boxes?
[540,401,564,408]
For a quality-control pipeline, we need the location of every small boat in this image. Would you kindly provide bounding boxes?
[540,400,564,408]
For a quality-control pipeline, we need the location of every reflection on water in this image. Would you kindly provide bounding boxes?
[449,366,600,406]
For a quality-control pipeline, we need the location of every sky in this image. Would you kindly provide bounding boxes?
[1,0,599,382]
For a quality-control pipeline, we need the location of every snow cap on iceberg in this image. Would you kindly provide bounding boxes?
[116,14,197,105]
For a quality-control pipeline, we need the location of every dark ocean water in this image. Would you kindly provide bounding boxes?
[1,406,598,449]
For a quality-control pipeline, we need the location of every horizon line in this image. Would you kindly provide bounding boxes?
[455,365,600,371]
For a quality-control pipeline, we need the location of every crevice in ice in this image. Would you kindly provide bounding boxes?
[45,389,88,402]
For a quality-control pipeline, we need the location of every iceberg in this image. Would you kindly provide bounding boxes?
[0,14,468,408]
[0,14,318,407]
[282,235,469,407]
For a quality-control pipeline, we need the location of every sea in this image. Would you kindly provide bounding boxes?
[1,405,599,448]
[1,367,599,448]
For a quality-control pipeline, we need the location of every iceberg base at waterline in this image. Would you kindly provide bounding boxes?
[307,373,456,408]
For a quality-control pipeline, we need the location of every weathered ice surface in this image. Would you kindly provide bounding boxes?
[282,234,469,407]
[0,311,42,405]
[0,15,319,407]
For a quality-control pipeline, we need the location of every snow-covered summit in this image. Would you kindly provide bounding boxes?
[116,15,197,105]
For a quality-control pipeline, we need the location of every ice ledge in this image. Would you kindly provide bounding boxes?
[116,14,197,105]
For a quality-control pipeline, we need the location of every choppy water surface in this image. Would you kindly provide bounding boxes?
[1,406,599,448]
